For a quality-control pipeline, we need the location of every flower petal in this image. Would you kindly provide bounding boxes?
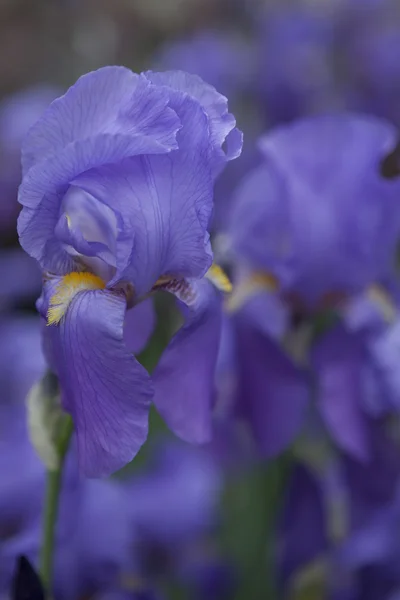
[43,283,153,476]
[152,278,223,444]
[73,123,214,294]
[22,67,180,175]
[18,133,174,274]
[145,70,243,176]
[234,316,309,457]
[311,325,370,462]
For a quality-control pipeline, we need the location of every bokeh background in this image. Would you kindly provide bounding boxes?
[4,1,400,599]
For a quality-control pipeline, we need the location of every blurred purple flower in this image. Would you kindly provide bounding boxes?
[153,30,252,99]
[0,85,60,236]
[18,66,242,476]
[224,114,400,458]
[256,5,338,124]
[54,478,137,600]
[129,441,222,547]
[0,249,41,311]
[126,439,227,597]
[346,25,400,125]
[230,115,400,307]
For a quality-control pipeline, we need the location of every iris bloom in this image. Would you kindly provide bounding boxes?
[18,66,241,477]
[227,114,400,459]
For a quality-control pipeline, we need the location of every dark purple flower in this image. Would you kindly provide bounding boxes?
[18,67,242,476]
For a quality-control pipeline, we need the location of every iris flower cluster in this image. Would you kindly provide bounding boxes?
[4,2,400,598]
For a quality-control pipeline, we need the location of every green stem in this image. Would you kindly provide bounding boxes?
[40,416,73,594]
[222,452,292,600]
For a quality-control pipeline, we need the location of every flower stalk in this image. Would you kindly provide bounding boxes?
[40,415,73,594]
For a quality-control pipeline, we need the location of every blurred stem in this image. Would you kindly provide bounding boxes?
[263,453,292,600]
[222,452,291,600]
[40,415,73,595]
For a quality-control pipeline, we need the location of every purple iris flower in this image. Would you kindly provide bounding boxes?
[226,114,400,459]
[18,66,242,477]
[0,85,59,236]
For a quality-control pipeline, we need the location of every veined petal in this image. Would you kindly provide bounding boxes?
[44,281,153,476]
[152,277,223,444]
[22,67,180,175]
[18,133,177,274]
[73,133,214,294]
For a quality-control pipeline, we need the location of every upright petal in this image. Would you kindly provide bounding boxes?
[234,316,309,457]
[43,283,153,476]
[22,67,180,174]
[152,278,223,444]
[18,133,177,274]
[145,70,243,176]
[74,131,214,294]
